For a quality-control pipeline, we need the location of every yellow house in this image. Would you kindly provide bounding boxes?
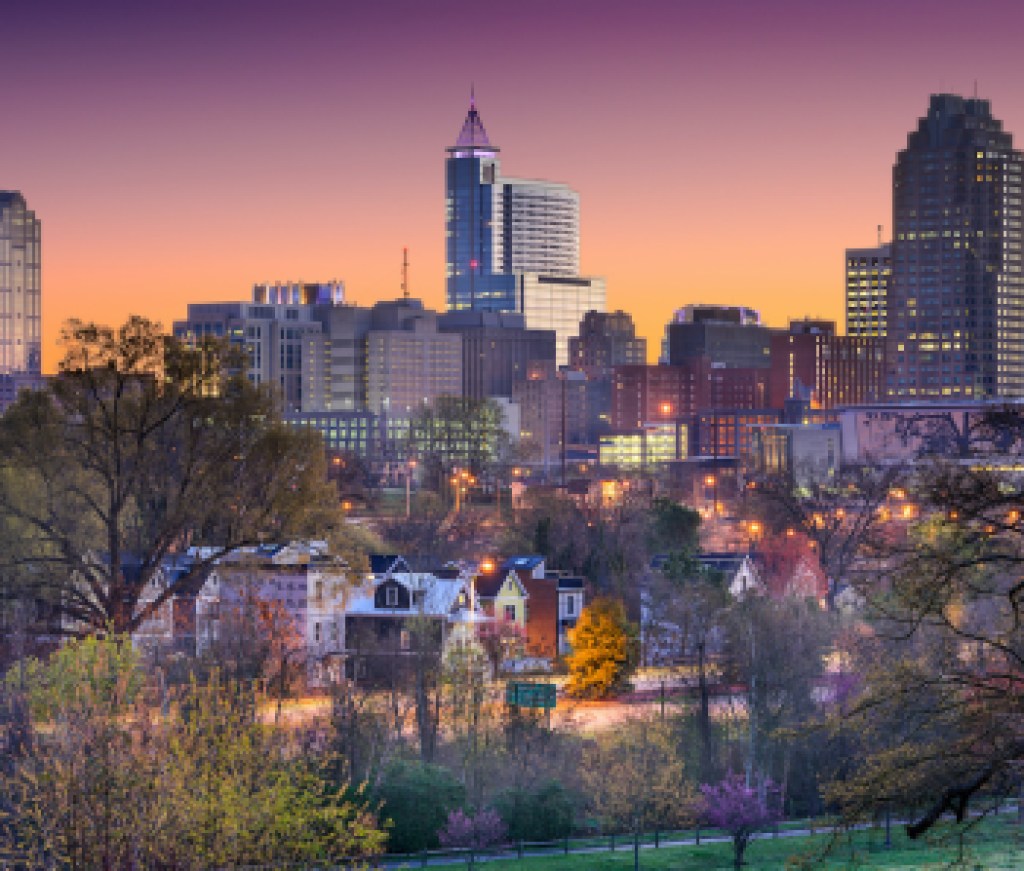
[476,567,529,629]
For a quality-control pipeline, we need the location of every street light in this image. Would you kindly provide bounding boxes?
[405,458,417,518]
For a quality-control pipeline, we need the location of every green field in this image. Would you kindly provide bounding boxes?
[390,815,1024,870]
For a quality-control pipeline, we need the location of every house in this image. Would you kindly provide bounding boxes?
[476,556,586,663]
[555,574,584,654]
[342,555,482,684]
[192,541,352,685]
[474,560,530,630]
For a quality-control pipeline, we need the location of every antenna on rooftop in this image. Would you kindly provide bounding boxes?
[877,224,883,246]
[401,247,410,299]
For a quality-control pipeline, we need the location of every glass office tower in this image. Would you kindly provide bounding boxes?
[887,94,1024,399]
[445,96,516,312]
[0,192,41,376]
[445,96,583,313]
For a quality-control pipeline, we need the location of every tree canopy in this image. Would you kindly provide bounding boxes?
[565,596,637,699]
[0,316,343,636]
[827,410,1024,838]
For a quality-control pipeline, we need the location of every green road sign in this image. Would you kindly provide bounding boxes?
[505,681,557,710]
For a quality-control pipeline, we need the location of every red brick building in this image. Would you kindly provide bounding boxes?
[768,320,884,410]
[611,359,770,430]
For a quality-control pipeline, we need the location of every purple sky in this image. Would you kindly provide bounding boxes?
[4,0,1024,367]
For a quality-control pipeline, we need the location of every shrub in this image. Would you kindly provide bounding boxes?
[374,759,465,853]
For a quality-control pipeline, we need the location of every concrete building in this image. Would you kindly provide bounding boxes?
[365,302,462,416]
[845,244,890,338]
[888,94,1024,399]
[513,361,595,473]
[174,282,346,412]
[610,361,770,431]
[438,310,555,400]
[569,309,647,371]
[0,192,42,409]
[663,305,771,370]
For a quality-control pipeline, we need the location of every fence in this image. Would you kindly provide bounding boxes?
[375,801,1023,869]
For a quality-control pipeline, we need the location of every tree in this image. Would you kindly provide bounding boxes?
[0,317,342,637]
[437,807,507,851]
[724,595,834,806]
[646,557,728,777]
[373,759,465,853]
[744,463,898,606]
[1,637,385,868]
[493,780,574,842]
[826,410,1024,838]
[583,716,697,835]
[565,597,636,699]
[408,396,508,483]
[647,497,701,555]
[701,773,781,869]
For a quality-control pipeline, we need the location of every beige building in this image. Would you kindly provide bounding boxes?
[514,272,606,367]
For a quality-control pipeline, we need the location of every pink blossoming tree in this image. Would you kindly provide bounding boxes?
[701,774,781,869]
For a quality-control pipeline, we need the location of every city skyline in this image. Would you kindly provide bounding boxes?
[4,0,1024,370]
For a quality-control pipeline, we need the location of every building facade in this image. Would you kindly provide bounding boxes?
[514,272,606,366]
[664,305,771,370]
[845,244,890,338]
[0,192,42,406]
[888,94,1024,399]
[444,96,605,360]
[569,309,647,371]
[365,303,462,415]
[769,319,885,409]
[438,310,555,400]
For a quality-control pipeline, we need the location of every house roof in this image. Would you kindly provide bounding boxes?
[345,573,471,618]
[502,555,545,571]
[369,554,408,576]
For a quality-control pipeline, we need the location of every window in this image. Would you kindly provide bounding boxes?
[566,595,575,616]
[504,604,517,623]
[314,622,321,643]
[400,629,410,650]
[386,586,399,607]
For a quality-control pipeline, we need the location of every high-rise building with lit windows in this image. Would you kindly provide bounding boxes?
[0,192,41,377]
[0,192,42,410]
[887,94,1024,399]
[845,244,890,338]
[445,94,604,365]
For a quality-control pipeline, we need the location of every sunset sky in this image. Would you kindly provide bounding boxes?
[5,0,1024,370]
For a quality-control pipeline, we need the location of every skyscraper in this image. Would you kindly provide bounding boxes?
[0,192,41,377]
[444,94,604,365]
[845,244,890,338]
[887,94,1024,399]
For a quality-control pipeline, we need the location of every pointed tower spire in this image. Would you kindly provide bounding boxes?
[452,87,495,151]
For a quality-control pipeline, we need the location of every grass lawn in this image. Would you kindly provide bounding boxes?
[402,815,1024,870]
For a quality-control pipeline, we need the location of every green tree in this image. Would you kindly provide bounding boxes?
[493,780,575,842]
[373,759,465,853]
[408,396,508,482]
[583,716,697,835]
[1,638,385,868]
[0,316,342,636]
[647,497,701,555]
[565,596,637,699]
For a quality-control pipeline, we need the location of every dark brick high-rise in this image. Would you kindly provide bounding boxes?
[888,94,1024,399]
